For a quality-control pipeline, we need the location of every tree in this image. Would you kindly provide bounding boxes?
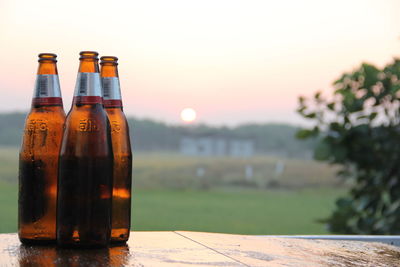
[297,59,400,234]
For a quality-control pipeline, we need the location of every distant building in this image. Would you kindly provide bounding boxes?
[180,135,254,157]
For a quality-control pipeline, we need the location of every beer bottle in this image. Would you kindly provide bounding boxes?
[57,51,113,248]
[18,53,65,244]
[100,56,133,243]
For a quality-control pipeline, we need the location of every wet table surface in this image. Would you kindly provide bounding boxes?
[1,231,400,266]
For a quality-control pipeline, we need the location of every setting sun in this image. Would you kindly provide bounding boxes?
[180,108,197,123]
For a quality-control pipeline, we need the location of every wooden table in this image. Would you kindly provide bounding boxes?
[1,231,400,266]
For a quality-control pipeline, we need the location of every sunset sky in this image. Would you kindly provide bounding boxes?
[1,0,399,125]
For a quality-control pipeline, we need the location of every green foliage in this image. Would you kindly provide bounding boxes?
[297,59,400,234]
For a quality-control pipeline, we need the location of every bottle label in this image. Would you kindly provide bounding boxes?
[74,73,102,97]
[102,77,123,107]
[73,73,102,104]
[32,75,63,106]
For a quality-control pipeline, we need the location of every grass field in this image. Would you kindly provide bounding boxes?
[0,146,345,234]
[133,188,344,234]
[0,147,339,189]
[0,180,344,234]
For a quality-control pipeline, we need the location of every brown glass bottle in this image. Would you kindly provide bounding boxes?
[18,53,66,244]
[57,51,113,248]
[100,56,132,243]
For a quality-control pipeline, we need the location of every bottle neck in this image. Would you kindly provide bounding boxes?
[32,61,63,107]
[73,59,103,105]
[37,60,58,75]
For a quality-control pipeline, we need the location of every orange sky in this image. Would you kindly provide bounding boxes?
[0,0,399,125]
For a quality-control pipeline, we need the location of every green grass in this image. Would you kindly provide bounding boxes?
[0,181,344,234]
[0,146,19,184]
[0,181,18,233]
[0,146,345,234]
[132,188,344,235]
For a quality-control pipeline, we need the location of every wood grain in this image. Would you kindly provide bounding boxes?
[1,232,400,266]
[177,231,400,267]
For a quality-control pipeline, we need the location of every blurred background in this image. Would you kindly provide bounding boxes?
[1,0,400,235]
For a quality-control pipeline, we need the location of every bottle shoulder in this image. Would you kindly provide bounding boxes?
[26,106,66,121]
[66,104,108,117]
[105,108,128,122]
[63,104,110,135]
